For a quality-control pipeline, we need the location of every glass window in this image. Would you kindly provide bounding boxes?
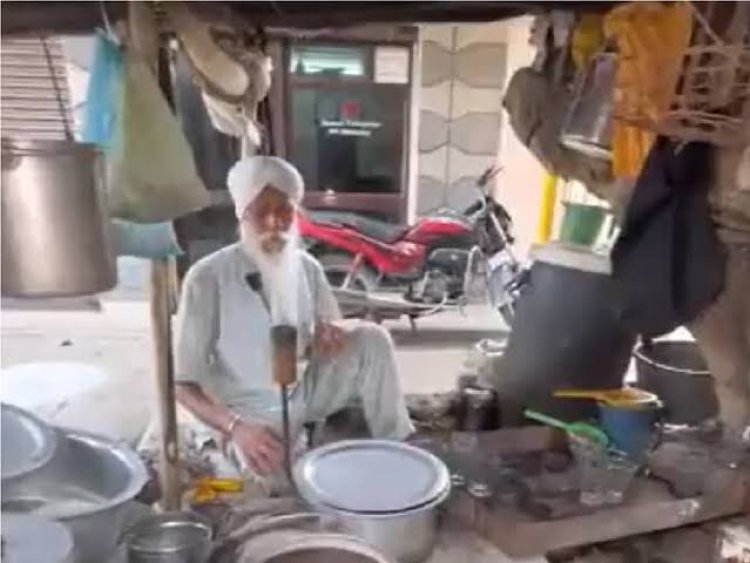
[289,45,367,78]
[289,85,406,194]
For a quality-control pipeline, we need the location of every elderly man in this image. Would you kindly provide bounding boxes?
[174,156,413,477]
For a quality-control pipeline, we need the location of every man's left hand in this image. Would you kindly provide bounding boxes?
[313,322,347,359]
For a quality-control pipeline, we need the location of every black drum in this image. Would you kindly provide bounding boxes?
[497,243,636,423]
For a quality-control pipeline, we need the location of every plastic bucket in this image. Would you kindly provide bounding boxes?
[598,402,662,462]
[558,203,607,246]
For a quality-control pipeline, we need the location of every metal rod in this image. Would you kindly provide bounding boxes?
[280,384,293,483]
[40,36,73,141]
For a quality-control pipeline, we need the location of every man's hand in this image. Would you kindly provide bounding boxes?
[313,322,347,359]
[231,420,284,474]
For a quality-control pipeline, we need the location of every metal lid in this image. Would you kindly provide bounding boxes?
[1,513,75,563]
[1,403,58,481]
[294,440,450,514]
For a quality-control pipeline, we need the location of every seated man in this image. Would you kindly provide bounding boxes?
[174,155,413,477]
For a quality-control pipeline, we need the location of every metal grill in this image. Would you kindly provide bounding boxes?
[1,38,74,140]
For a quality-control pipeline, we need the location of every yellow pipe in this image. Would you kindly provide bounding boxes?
[536,173,558,243]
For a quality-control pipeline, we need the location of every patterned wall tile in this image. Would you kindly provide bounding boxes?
[455,21,508,50]
[416,25,507,214]
[417,174,448,213]
[450,112,501,156]
[446,147,496,184]
[454,43,507,88]
[419,110,449,152]
[420,24,455,50]
[420,81,451,116]
[421,40,452,87]
[446,175,484,211]
[451,81,503,118]
[419,145,448,178]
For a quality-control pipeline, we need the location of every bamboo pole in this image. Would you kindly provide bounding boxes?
[150,258,181,510]
[134,0,181,509]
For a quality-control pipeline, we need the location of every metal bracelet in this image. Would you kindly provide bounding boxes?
[226,413,242,436]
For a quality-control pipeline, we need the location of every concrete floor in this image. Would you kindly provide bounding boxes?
[1,282,506,444]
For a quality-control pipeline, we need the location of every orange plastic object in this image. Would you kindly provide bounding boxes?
[554,387,659,407]
[189,477,243,504]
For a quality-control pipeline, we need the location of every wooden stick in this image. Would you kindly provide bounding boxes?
[150,258,181,510]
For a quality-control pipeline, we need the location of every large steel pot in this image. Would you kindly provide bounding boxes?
[2,428,148,562]
[125,511,213,563]
[1,139,116,297]
[332,503,443,563]
[295,440,451,563]
[242,531,395,563]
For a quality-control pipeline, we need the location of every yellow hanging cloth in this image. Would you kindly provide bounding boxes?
[604,2,693,179]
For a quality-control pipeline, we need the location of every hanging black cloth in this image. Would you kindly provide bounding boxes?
[612,137,725,337]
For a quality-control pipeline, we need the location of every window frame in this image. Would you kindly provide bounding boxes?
[282,39,413,221]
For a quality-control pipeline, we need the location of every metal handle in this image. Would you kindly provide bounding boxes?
[40,36,73,141]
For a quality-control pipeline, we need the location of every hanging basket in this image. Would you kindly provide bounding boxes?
[614,1,750,147]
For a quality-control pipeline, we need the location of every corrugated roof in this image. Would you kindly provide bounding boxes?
[1,37,74,140]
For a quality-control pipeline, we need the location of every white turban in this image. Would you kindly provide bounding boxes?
[226,156,304,218]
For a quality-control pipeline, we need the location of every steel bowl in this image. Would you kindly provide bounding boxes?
[124,511,213,563]
[1,428,148,562]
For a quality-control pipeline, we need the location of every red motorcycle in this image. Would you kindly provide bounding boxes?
[299,168,521,323]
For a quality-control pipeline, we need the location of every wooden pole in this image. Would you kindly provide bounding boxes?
[136,0,181,510]
[150,258,181,510]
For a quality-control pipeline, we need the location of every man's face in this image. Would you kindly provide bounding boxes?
[241,185,295,255]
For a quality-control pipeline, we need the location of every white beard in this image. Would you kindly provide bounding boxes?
[240,222,300,326]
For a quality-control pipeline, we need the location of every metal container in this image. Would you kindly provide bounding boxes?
[634,340,718,425]
[124,511,213,563]
[1,139,116,297]
[1,403,58,484]
[0,513,76,563]
[560,52,615,160]
[2,428,148,562]
[294,440,451,563]
[230,530,394,563]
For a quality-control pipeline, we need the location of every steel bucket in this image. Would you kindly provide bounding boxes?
[1,139,116,297]
[634,340,718,425]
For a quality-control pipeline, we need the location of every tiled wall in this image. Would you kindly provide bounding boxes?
[417,23,508,214]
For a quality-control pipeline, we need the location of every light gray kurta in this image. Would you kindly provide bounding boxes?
[173,243,413,446]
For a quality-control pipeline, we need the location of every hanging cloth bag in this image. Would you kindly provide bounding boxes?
[107,45,209,223]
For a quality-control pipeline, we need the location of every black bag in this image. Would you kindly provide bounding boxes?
[612,138,725,337]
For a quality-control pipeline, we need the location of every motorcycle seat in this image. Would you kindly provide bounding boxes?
[307,210,410,244]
